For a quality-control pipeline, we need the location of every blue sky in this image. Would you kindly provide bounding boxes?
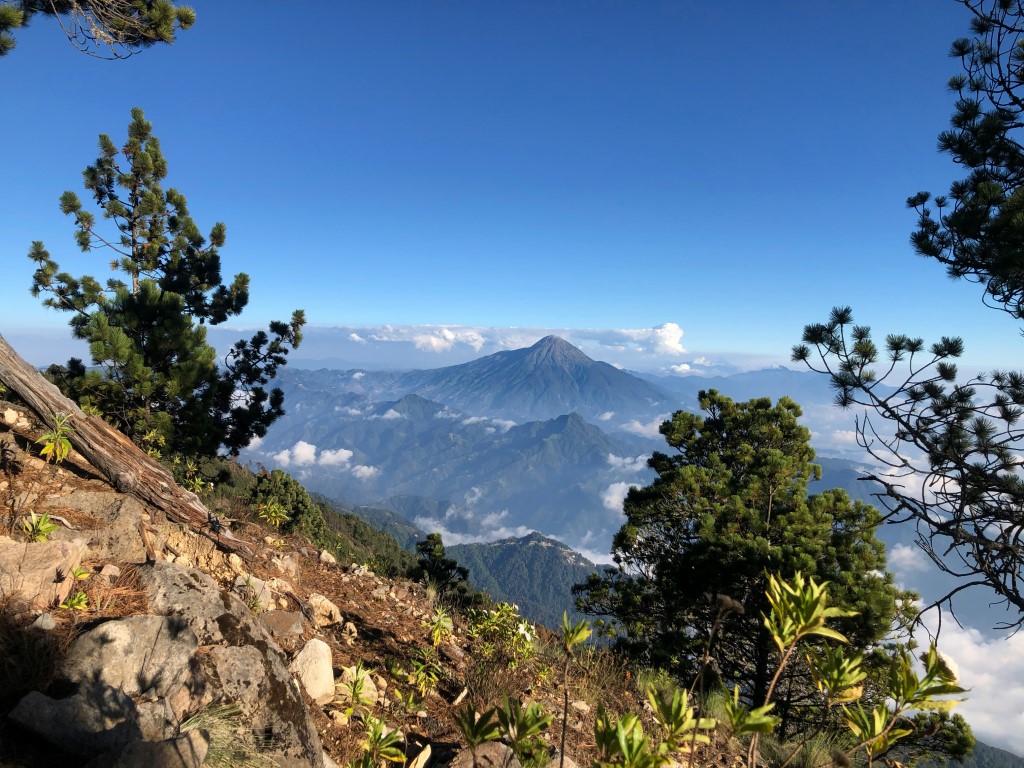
[2,0,1017,375]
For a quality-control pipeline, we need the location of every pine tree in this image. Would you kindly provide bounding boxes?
[29,108,304,457]
[0,1,194,59]
[574,390,908,734]
[794,1,1024,627]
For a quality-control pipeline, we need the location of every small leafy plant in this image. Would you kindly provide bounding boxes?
[21,511,59,542]
[454,702,502,768]
[350,715,406,768]
[37,412,73,464]
[424,606,454,647]
[257,500,290,529]
[409,646,443,698]
[497,696,553,768]
[59,590,88,611]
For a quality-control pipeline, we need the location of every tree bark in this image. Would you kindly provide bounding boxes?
[0,332,249,554]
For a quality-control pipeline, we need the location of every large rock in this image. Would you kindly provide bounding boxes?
[62,614,198,698]
[84,730,210,768]
[140,561,325,768]
[9,614,199,754]
[0,535,87,610]
[10,687,142,755]
[289,638,335,706]
[48,492,148,563]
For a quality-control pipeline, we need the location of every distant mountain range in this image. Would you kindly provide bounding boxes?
[246,334,892,558]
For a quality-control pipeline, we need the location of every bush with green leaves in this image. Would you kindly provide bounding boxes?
[467,601,536,669]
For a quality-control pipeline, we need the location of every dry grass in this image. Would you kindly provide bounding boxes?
[0,593,63,704]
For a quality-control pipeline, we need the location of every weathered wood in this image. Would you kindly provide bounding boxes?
[0,332,250,555]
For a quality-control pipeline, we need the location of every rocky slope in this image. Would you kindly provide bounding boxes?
[0,399,675,768]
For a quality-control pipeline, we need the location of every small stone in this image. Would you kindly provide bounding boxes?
[99,564,121,580]
[3,409,17,425]
[319,550,337,565]
[341,621,358,646]
[329,709,349,727]
[31,613,56,631]
[570,700,591,715]
[308,593,342,627]
[227,553,245,575]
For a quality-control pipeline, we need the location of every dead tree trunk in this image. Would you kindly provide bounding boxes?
[0,333,249,554]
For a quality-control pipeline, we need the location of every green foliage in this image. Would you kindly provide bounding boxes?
[575,390,907,719]
[497,697,553,768]
[593,711,667,768]
[333,661,374,718]
[721,685,778,738]
[352,715,406,767]
[0,1,195,59]
[257,500,290,530]
[410,532,472,601]
[449,532,598,629]
[59,590,88,611]
[30,109,304,458]
[454,702,502,768]
[36,412,73,464]
[252,469,331,544]
[21,511,58,542]
[424,606,454,647]
[646,686,716,752]
[467,601,536,669]
[408,646,443,698]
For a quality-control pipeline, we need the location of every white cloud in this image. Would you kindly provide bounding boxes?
[651,322,686,355]
[349,332,367,344]
[272,440,318,467]
[621,416,667,438]
[670,363,691,374]
[351,464,380,480]
[602,482,631,511]
[598,411,615,421]
[479,510,508,528]
[434,408,459,419]
[464,487,485,506]
[831,429,859,446]
[462,416,488,426]
[601,323,686,356]
[318,447,353,466]
[246,435,263,450]
[916,613,1024,754]
[380,409,404,420]
[606,453,649,472]
[491,419,517,433]
[413,326,487,353]
[411,518,535,546]
[888,543,929,575]
[351,371,365,380]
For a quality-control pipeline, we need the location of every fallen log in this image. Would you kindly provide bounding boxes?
[0,332,250,555]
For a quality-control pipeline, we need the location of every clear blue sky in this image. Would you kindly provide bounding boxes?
[2,0,1016,373]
